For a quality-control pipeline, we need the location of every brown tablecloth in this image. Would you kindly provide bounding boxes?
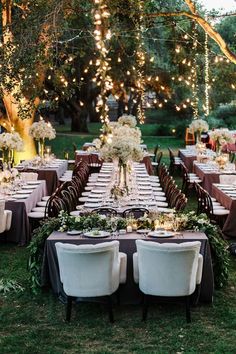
[41,230,214,304]
[193,164,220,195]
[75,152,153,175]
[179,150,196,172]
[212,184,236,239]
[75,151,100,165]
[5,181,47,245]
[17,160,68,195]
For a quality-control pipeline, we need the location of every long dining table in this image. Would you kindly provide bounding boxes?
[80,162,165,213]
[41,230,214,304]
[193,162,236,195]
[212,183,236,239]
[75,150,154,175]
[17,159,68,195]
[4,180,47,245]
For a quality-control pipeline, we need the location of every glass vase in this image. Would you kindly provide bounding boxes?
[38,139,45,158]
[215,141,222,155]
[2,149,14,166]
[118,162,129,193]
[196,131,201,144]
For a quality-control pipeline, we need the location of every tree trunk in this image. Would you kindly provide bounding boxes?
[1,94,36,163]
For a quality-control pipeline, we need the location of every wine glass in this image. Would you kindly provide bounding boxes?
[110,218,118,238]
[172,218,179,233]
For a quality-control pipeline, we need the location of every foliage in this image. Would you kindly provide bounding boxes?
[0,279,24,295]
[28,210,229,293]
[27,217,61,294]
[183,211,230,288]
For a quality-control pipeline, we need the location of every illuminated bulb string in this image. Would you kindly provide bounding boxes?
[135,0,146,124]
[93,0,112,126]
[204,27,210,117]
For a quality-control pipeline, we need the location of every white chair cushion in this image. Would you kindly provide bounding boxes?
[31,207,46,212]
[212,209,230,216]
[158,207,175,213]
[28,212,45,218]
[42,196,50,201]
[37,201,47,207]
[70,210,81,217]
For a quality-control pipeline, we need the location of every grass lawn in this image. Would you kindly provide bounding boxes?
[0,242,236,354]
[1,132,236,353]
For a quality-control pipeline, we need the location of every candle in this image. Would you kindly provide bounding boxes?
[132,222,138,231]
[126,225,132,233]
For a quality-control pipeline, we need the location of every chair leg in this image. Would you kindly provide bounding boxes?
[106,296,114,323]
[66,296,73,322]
[116,287,120,306]
[142,294,149,321]
[185,296,191,323]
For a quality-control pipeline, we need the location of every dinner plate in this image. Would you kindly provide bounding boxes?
[17,189,34,194]
[138,186,151,191]
[83,230,110,238]
[67,230,82,235]
[14,194,30,199]
[148,231,174,238]
[137,229,151,234]
[27,181,41,185]
[91,189,106,194]
[84,203,102,208]
[22,185,37,189]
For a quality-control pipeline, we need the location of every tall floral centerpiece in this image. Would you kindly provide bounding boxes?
[209,129,234,155]
[0,132,24,165]
[189,118,209,143]
[29,118,56,158]
[99,115,144,192]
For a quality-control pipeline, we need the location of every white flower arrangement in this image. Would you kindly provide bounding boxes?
[0,132,24,151]
[0,168,20,184]
[118,114,137,128]
[209,129,234,146]
[92,138,102,150]
[189,119,209,133]
[29,118,56,141]
[99,124,144,164]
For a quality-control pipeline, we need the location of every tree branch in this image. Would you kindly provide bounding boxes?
[146,9,236,64]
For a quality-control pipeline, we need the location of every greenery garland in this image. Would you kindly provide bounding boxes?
[28,211,230,294]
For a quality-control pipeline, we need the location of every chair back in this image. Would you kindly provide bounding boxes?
[136,240,201,296]
[20,172,38,181]
[55,241,120,297]
[123,208,149,219]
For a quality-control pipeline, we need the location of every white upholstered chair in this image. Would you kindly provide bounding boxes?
[0,200,12,234]
[133,240,203,323]
[20,172,38,181]
[55,241,127,322]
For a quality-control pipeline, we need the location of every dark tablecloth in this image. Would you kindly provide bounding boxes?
[212,184,236,239]
[5,181,47,245]
[179,150,196,172]
[193,164,220,195]
[17,160,68,195]
[41,231,214,304]
[75,152,153,175]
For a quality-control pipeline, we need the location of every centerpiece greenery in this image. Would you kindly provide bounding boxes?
[28,211,229,294]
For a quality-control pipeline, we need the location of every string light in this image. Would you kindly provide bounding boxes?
[204,24,210,117]
[135,0,146,124]
[92,0,112,125]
